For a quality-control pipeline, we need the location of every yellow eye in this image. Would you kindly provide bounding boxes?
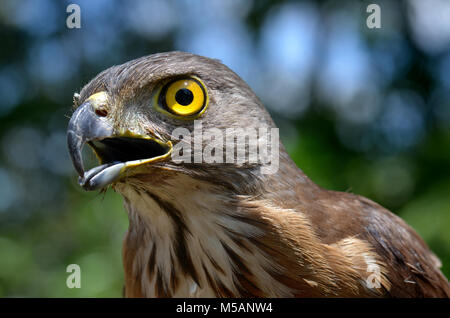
[158,77,208,118]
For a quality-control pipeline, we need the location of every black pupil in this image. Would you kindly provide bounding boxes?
[175,88,194,106]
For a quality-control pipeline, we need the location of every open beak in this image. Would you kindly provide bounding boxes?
[67,92,172,191]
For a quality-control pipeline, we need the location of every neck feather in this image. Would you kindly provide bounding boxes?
[116,173,384,297]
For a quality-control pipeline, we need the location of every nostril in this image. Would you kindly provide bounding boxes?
[95,108,108,117]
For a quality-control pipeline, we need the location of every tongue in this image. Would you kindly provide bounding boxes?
[79,161,125,191]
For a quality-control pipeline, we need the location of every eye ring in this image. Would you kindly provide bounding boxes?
[155,76,208,119]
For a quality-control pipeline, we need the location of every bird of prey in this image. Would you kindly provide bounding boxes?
[67,51,450,297]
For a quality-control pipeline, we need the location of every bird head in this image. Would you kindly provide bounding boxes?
[67,52,280,193]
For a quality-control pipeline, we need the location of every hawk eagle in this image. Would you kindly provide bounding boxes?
[67,51,450,297]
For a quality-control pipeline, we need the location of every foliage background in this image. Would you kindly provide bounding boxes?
[0,0,449,297]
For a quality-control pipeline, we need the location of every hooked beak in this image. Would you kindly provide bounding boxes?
[67,92,172,191]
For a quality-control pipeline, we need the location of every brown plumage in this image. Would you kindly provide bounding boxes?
[67,51,450,297]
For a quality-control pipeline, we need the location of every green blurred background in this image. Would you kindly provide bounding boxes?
[0,0,449,297]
